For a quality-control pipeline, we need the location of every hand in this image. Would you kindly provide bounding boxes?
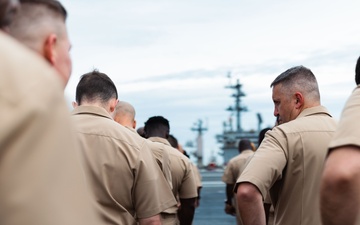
[194,198,200,208]
[224,203,236,216]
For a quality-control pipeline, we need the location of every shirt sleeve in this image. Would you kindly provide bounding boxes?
[222,159,235,184]
[178,157,198,199]
[133,142,177,218]
[329,87,360,149]
[235,128,287,200]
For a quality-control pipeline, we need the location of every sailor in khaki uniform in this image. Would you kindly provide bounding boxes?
[114,101,175,225]
[72,71,177,225]
[222,139,254,225]
[0,1,100,223]
[235,66,337,225]
[145,116,198,225]
[321,76,360,225]
[8,0,72,89]
[168,136,203,209]
[0,24,100,225]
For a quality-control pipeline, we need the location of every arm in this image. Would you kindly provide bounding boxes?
[138,214,161,225]
[178,197,196,225]
[236,182,266,225]
[264,203,271,224]
[320,146,360,225]
[224,183,236,215]
[195,187,202,207]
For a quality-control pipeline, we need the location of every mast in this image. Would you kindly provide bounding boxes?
[191,119,207,168]
[226,78,247,132]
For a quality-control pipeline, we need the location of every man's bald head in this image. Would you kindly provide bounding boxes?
[9,0,72,88]
[114,101,136,129]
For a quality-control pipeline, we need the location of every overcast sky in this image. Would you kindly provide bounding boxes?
[62,0,360,165]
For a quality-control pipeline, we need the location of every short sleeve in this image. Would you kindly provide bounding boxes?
[133,142,177,218]
[222,159,235,184]
[235,129,287,199]
[329,87,360,150]
[178,157,198,199]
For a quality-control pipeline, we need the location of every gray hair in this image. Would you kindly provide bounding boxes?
[271,65,320,102]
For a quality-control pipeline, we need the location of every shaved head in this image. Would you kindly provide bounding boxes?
[114,101,137,129]
[9,0,72,88]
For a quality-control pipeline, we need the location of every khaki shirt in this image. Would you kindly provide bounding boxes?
[222,149,254,184]
[222,149,253,225]
[236,106,336,225]
[145,138,173,189]
[192,163,202,188]
[329,86,360,149]
[0,32,100,225]
[328,86,360,225]
[71,106,177,225]
[148,137,198,200]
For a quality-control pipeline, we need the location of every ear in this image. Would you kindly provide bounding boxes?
[294,92,303,108]
[109,99,119,113]
[43,34,57,65]
[132,119,137,129]
[72,101,78,108]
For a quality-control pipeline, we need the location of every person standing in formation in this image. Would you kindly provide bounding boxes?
[0,0,101,224]
[9,0,72,89]
[235,66,336,225]
[222,139,255,225]
[71,70,177,225]
[113,101,176,225]
[145,116,198,225]
[320,56,360,225]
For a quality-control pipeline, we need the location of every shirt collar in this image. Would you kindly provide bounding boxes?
[296,105,332,119]
[148,137,171,146]
[241,149,254,154]
[72,105,113,120]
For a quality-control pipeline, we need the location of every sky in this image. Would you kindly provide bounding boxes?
[62,0,360,165]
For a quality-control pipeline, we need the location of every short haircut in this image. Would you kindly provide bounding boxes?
[355,56,360,85]
[258,127,272,147]
[168,134,179,149]
[0,0,19,29]
[20,0,67,19]
[75,70,118,105]
[238,139,253,153]
[9,0,67,50]
[144,116,170,135]
[271,66,320,101]
[136,127,145,138]
[115,101,136,119]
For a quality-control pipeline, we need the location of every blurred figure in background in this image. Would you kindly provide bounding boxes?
[222,139,255,225]
[168,134,203,208]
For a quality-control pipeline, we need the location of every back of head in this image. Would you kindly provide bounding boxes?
[9,0,71,88]
[167,134,179,149]
[271,65,320,104]
[114,101,136,128]
[9,0,67,51]
[75,70,118,106]
[258,127,272,148]
[144,116,170,139]
[238,139,253,153]
[0,0,19,31]
[136,126,145,138]
[355,56,360,85]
